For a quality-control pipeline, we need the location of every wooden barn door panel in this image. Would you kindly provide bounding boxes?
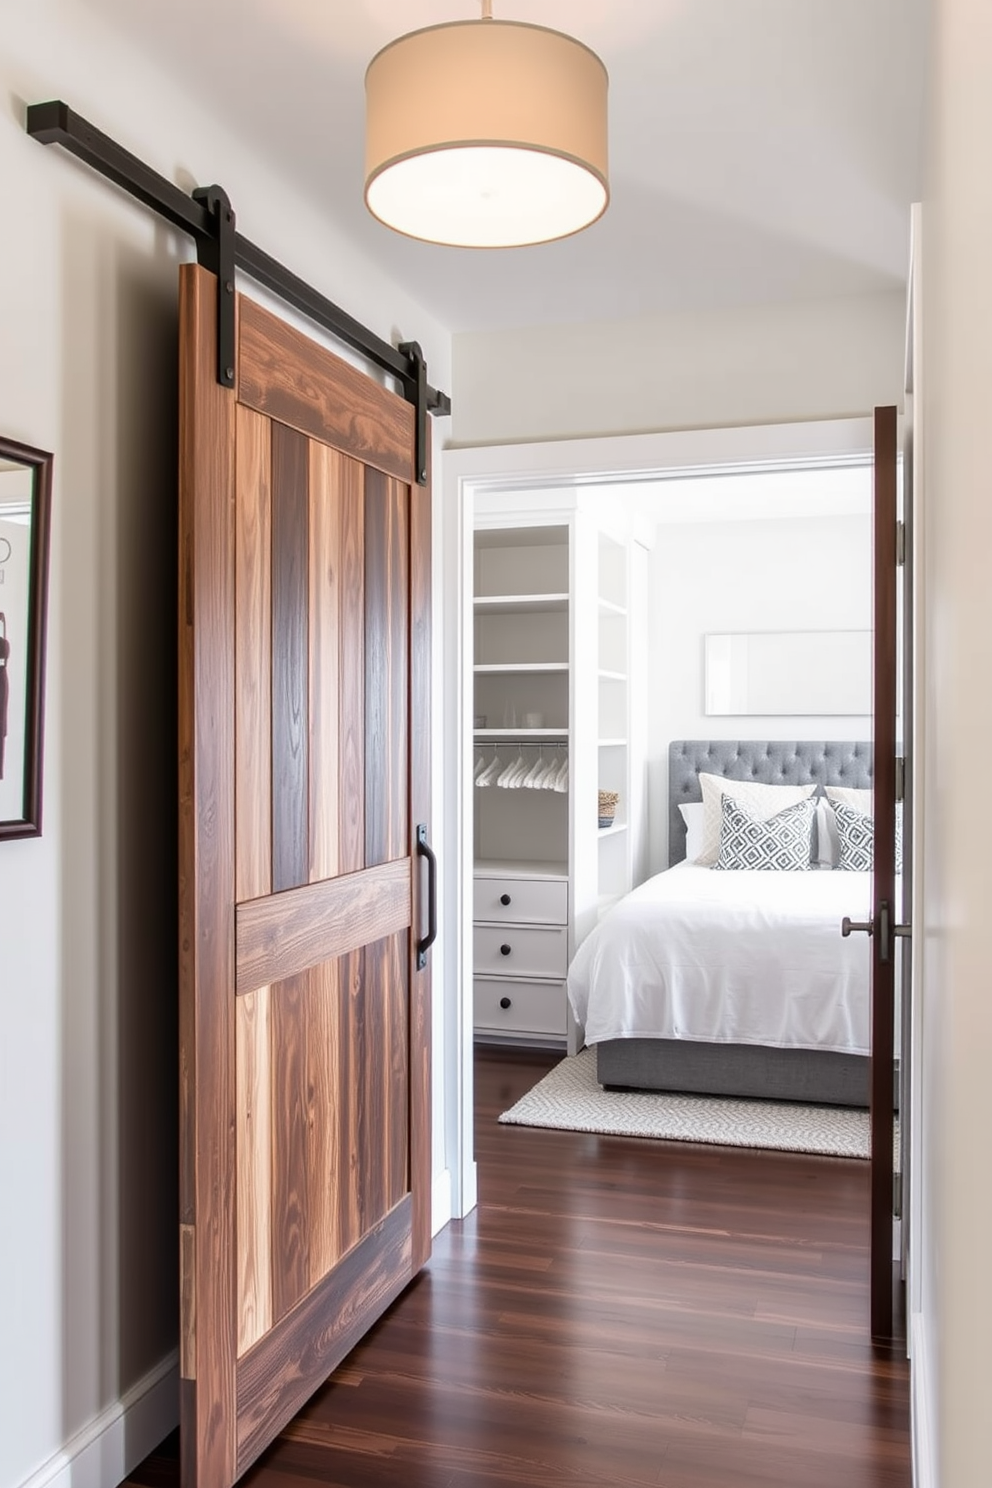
[179,264,432,1487]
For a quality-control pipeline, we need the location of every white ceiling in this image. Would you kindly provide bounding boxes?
[80,0,929,335]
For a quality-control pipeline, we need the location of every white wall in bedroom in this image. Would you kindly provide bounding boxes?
[645,511,872,873]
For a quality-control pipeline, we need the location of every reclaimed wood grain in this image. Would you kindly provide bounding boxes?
[236,857,411,994]
[234,404,272,904]
[306,959,343,1289]
[364,469,409,867]
[236,1198,414,1478]
[238,296,416,486]
[235,988,273,1357]
[338,468,366,875]
[307,442,343,884]
[178,270,431,1487]
[340,949,365,1260]
[177,262,238,1486]
[179,1223,196,1381]
[270,974,310,1324]
[271,421,310,893]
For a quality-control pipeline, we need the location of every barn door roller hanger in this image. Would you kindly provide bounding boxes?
[25,100,449,485]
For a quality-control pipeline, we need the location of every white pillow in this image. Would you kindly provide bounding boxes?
[825,785,873,814]
[678,801,706,862]
[697,773,818,866]
[815,799,841,868]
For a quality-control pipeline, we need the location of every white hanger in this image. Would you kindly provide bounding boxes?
[476,748,502,788]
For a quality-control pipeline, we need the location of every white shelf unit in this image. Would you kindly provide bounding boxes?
[472,523,571,1046]
[469,503,647,1050]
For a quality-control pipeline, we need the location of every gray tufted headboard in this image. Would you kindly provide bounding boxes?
[668,739,873,866]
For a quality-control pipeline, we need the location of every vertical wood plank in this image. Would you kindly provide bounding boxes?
[338,470,365,874]
[235,406,272,903]
[364,471,409,867]
[340,949,364,1255]
[236,988,272,1356]
[308,443,341,883]
[306,960,342,1288]
[271,422,309,893]
[180,1223,196,1379]
[385,931,410,1209]
[270,975,310,1322]
[359,937,389,1230]
[178,262,237,1485]
[408,459,432,1270]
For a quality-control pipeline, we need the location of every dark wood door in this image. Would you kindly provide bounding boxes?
[178,264,432,1486]
[869,404,899,1339]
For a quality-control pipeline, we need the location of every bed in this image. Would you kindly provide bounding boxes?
[568,740,875,1106]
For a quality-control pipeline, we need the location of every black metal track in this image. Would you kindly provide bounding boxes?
[25,100,451,445]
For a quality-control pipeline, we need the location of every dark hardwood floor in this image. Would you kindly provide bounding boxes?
[128,1046,911,1487]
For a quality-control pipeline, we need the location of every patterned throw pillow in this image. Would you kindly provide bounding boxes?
[829,798,904,872]
[697,774,817,865]
[832,799,873,871]
[713,794,816,871]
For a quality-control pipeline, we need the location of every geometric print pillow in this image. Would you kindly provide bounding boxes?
[830,798,904,872]
[713,793,816,871]
[832,799,873,871]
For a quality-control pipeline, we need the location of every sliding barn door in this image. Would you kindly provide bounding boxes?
[178,263,432,1487]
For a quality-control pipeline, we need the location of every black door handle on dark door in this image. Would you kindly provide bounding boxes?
[416,823,437,970]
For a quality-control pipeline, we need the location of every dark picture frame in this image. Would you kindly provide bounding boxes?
[0,436,52,840]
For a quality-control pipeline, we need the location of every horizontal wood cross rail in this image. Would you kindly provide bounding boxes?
[236,858,412,995]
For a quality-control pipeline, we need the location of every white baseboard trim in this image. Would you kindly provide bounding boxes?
[911,1311,936,1488]
[17,1350,178,1488]
[432,1166,453,1236]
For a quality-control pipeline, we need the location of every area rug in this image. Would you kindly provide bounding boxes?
[498,1047,875,1159]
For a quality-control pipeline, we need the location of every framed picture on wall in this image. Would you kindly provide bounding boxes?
[0,436,53,840]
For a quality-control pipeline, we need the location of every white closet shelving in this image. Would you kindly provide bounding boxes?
[470,503,644,1048]
[472,524,571,1045]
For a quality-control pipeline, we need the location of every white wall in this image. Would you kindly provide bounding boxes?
[450,292,906,448]
[0,7,452,1488]
[915,4,992,1486]
[646,513,872,872]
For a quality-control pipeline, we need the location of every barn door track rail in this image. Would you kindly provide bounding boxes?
[26,100,449,484]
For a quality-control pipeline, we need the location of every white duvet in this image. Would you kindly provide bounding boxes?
[567,863,872,1056]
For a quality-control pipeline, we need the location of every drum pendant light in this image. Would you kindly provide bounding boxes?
[364,3,609,249]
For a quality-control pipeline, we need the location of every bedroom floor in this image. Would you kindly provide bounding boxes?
[127,1046,911,1488]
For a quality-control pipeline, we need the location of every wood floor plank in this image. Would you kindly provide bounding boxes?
[125,1048,910,1488]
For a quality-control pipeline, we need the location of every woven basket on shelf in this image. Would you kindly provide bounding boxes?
[598,789,619,828]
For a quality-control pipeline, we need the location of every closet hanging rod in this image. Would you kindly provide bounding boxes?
[25,100,450,484]
[477,741,567,747]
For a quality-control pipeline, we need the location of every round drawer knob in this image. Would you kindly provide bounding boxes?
[500,943,512,956]
[500,893,512,906]
[499,996,512,1010]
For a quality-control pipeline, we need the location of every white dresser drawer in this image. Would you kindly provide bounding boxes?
[474,978,566,1038]
[473,923,568,979]
[473,874,568,926]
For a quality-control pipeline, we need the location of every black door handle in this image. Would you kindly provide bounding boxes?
[416,824,437,970]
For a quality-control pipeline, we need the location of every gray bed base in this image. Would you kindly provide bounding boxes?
[595,740,874,1108]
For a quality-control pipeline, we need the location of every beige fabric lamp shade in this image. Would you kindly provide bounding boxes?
[365,19,609,248]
